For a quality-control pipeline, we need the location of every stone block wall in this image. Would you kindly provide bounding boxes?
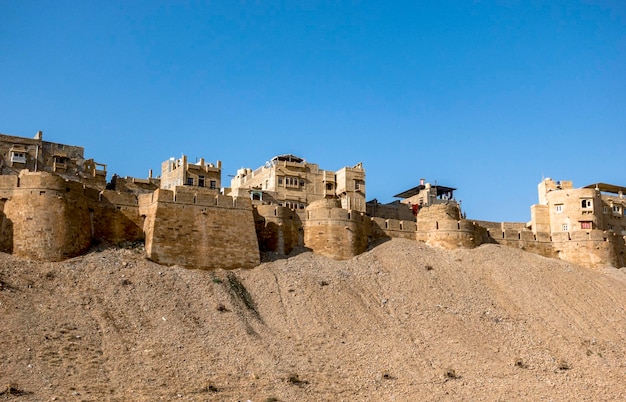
[471,220,626,268]
[0,172,92,261]
[92,190,144,244]
[138,188,260,270]
[303,199,368,260]
[369,217,417,241]
[415,204,481,249]
[0,169,621,270]
[254,205,302,255]
[551,230,625,268]
[0,199,13,252]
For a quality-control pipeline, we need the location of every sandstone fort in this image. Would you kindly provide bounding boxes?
[1,131,624,269]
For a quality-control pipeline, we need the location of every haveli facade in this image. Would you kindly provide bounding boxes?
[229,154,366,212]
[0,131,623,270]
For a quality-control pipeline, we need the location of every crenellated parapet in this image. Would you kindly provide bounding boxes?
[0,136,622,271]
[0,171,93,261]
[303,198,368,260]
[138,187,260,270]
[472,220,626,268]
[369,217,416,241]
[415,203,481,249]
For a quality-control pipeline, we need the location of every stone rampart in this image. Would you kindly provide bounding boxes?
[551,230,625,268]
[369,217,417,241]
[0,172,92,260]
[254,205,302,255]
[472,220,626,267]
[415,204,480,249]
[138,188,260,269]
[303,199,368,260]
[0,169,621,270]
[92,190,144,245]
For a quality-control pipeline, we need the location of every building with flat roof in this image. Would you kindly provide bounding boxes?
[160,155,221,191]
[0,130,107,188]
[531,178,626,235]
[229,154,366,212]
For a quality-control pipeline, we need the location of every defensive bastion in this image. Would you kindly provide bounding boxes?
[0,131,623,269]
[0,170,419,268]
[1,169,624,270]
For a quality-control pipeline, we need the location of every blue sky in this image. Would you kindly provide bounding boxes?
[1,1,624,222]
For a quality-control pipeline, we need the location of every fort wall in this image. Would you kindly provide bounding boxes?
[470,220,626,267]
[550,230,626,268]
[138,188,260,270]
[0,163,622,270]
[369,217,417,241]
[92,190,144,245]
[254,205,302,255]
[415,203,480,249]
[303,199,368,260]
[0,172,92,261]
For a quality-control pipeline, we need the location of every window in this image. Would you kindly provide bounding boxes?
[555,205,563,213]
[581,199,593,209]
[198,176,205,187]
[326,183,333,191]
[278,177,283,185]
[355,181,360,190]
[299,179,305,187]
[613,205,622,214]
[209,180,216,190]
[603,206,609,214]
[580,221,592,230]
[562,224,569,231]
[10,151,26,163]
[608,224,614,231]
[285,177,300,187]
[187,177,194,186]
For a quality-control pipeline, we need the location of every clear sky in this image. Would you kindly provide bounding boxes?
[1,1,624,222]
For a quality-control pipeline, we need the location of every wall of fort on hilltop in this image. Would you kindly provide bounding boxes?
[92,189,144,245]
[369,217,416,241]
[1,158,622,270]
[415,203,481,249]
[472,220,557,258]
[549,230,625,268]
[0,171,146,261]
[470,220,626,268]
[254,205,302,255]
[0,172,92,261]
[138,186,260,270]
[302,198,371,260]
[253,202,416,258]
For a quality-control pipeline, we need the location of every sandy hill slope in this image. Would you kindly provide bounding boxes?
[1,239,625,401]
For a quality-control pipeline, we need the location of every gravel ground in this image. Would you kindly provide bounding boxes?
[1,239,625,401]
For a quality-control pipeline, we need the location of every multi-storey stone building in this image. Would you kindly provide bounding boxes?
[229,154,366,212]
[531,178,626,235]
[0,131,107,189]
[160,155,222,191]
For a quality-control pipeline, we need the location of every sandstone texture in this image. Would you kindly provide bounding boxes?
[1,239,625,401]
